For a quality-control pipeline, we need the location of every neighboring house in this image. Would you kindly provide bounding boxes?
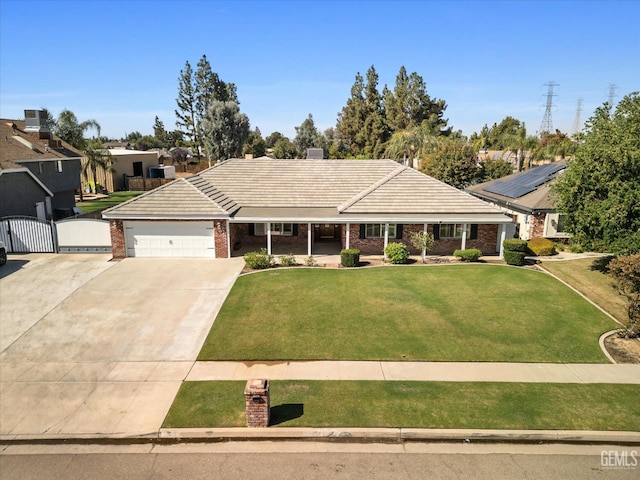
[0,161,54,218]
[1,112,83,219]
[83,149,160,192]
[102,158,513,259]
[466,161,569,240]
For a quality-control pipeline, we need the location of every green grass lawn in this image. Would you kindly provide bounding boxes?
[163,380,640,431]
[540,257,627,324]
[198,265,616,363]
[76,191,143,213]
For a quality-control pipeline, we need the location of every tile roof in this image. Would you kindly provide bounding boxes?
[103,158,509,222]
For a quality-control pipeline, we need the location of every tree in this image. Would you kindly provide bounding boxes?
[242,127,266,158]
[409,230,435,263]
[384,121,441,165]
[271,137,297,159]
[54,109,100,150]
[153,116,168,148]
[170,147,189,171]
[384,66,448,133]
[265,131,284,149]
[323,127,348,159]
[294,114,324,157]
[608,254,640,338]
[531,129,577,162]
[175,61,198,156]
[478,158,513,181]
[82,138,115,193]
[201,100,250,162]
[420,138,480,189]
[552,92,640,254]
[336,72,366,156]
[361,65,390,157]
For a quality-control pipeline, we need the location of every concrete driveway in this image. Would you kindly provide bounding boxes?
[0,254,243,439]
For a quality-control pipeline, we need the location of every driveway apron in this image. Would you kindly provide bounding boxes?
[0,256,244,439]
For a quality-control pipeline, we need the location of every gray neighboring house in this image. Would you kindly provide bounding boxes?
[466,161,570,240]
[1,112,83,219]
[103,158,513,259]
[0,161,54,219]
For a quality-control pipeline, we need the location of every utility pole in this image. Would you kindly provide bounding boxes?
[539,81,559,136]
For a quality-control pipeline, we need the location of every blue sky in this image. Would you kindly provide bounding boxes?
[1,0,638,141]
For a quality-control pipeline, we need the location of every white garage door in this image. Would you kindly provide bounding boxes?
[125,221,215,258]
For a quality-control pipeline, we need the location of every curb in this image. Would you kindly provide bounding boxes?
[3,428,639,446]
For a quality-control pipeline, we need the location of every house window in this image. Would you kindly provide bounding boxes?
[254,223,294,236]
[439,224,470,238]
[365,224,397,238]
[57,160,63,172]
[556,214,566,233]
[39,162,44,174]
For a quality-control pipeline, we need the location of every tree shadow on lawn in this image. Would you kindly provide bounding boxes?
[590,255,614,273]
[270,403,304,426]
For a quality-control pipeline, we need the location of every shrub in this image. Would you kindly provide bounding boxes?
[454,248,482,262]
[244,248,274,269]
[503,250,526,266]
[608,253,640,338]
[503,239,528,252]
[527,237,556,256]
[384,242,410,264]
[279,253,297,267]
[409,231,435,263]
[340,249,360,267]
[304,255,317,267]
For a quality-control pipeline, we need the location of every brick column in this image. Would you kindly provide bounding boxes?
[214,219,228,258]
[244,378,270,427]
[109,220,126,259]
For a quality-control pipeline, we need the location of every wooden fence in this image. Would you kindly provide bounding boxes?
[126,177,173,191]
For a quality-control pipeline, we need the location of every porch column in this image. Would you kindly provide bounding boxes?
[267,222,272,255]
[346,223,350,249]
[307,222,312,256]
[423,223,428,258]
[461,223,467,250]
[499,224,507,259]
[226,220,231,258]
[383,223,390,259]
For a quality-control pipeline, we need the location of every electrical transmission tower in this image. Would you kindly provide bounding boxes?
[607,83,618,109]
[572,98,583,136]
[539,81,559,135]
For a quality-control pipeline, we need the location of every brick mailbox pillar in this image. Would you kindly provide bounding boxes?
[244,378,270,427]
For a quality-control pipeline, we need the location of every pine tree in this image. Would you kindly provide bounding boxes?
[294,114,324,157]
[336,72,366,156]
[175,61,198,156]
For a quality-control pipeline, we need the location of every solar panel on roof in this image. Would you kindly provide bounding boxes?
[484,163,565,199]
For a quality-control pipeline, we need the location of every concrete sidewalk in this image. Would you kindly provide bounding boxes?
[187,361,640,384]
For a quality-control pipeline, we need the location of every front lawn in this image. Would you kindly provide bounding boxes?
[540,257,626,324]
[163,380,640,431]
[199,265,616,363]
[76,191,143,213]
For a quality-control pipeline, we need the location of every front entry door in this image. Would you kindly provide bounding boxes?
[318,224,335,239]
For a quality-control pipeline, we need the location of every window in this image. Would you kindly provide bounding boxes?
[365,224,397,238]
[556,214,566,233]
[56,160,63,172]
[253,223,294,236]
[439,224,470,238]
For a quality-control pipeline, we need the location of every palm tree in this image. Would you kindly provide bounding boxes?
[55,109,101,150]
[82,138,115,196]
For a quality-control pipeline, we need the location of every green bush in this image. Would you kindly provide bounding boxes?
[454,248,482,262]
[340,249,361,267]
[503,239,528,252]
[304,255,317,267]
[527,237,556,256]
[244,248,275,269]
[279,253,297,267]
[384,242,410,264]
[504,250,526,266]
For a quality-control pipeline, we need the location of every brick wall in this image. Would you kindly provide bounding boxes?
[529,213,546,239]
[346,223,500,256]
[244,379,270,427]
[109,220,126,259]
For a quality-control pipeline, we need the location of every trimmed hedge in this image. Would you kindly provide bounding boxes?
[503,239,528,252]
[528,237,556,256]
[504,250,526,266]
[384,242,410,264]
[454,248,482,262]
[244,249,275,269]
[341,249,361,267]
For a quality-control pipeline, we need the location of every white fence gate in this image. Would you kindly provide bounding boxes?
[55,218,112,253]
[0,216,56,253]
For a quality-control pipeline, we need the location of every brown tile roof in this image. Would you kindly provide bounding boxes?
[0,119,84,162]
